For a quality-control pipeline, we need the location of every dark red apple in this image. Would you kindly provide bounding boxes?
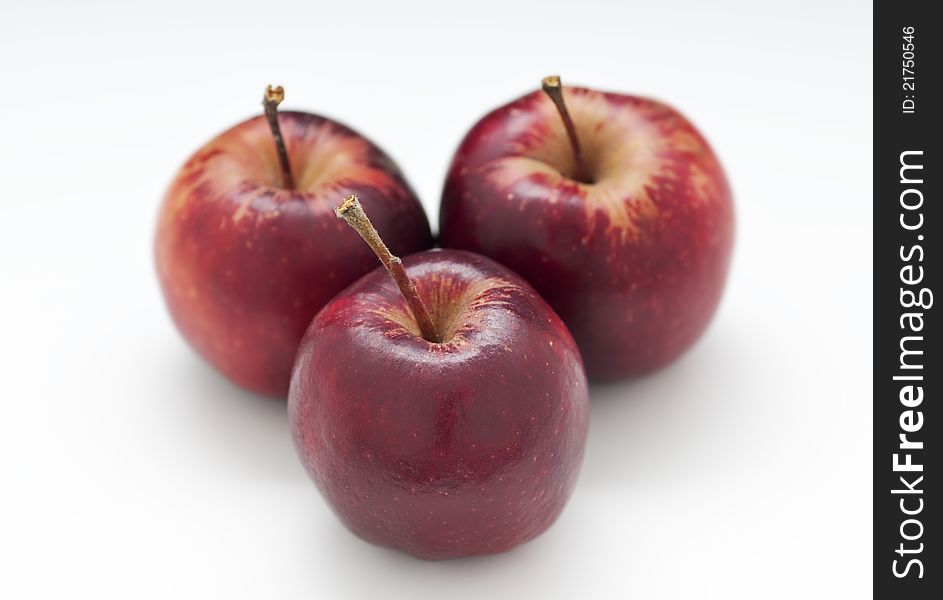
[289,197,589,560]
[439,77,734,379]
[156,87,432,396]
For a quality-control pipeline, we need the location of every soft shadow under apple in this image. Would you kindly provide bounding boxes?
[580,329,743,489]
[169,351,301,483]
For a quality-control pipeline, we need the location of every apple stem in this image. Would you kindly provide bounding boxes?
[541,75,587,182]
[335,195,440,343]
[263,85,295,189]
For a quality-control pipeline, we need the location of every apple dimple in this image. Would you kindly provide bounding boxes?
[482,88,720,238]
[376,273,522,344]
[176,112,405,217]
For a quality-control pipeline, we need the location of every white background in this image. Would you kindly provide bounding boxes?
[0,0,872,598]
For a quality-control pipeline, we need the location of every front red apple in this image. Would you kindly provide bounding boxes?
[156,109,432,397]
[440,82,734,379]
[289,249,589,560]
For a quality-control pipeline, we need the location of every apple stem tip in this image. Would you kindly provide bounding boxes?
[335,195,440,343]
[262,84,295,189]
[264,85,285,104]
[541,75,587,182]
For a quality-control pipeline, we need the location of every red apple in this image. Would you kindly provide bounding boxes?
[439,77,734,379]
[289,197,589,560]
[155,87,433,397]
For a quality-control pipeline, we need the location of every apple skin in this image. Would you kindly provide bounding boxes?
[439,86,734,379]
[289,249,589,560]
[156,111,433,397]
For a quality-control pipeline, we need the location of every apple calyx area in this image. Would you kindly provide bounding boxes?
[262,84,295,189]
[336,195,441,343]
[541,75,590,184]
